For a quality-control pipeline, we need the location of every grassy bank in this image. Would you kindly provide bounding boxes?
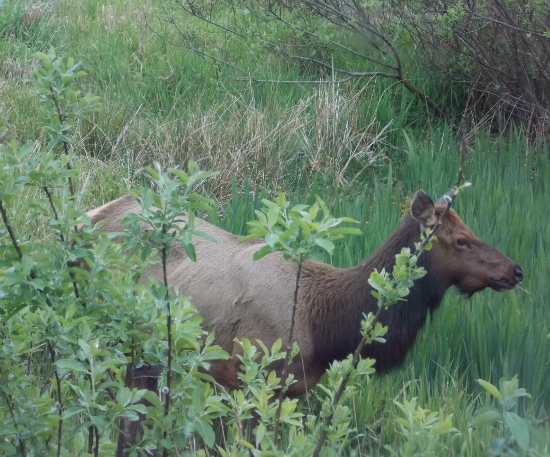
[1,0,437,199]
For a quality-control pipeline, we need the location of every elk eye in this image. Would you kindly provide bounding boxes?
[456,238,469,248]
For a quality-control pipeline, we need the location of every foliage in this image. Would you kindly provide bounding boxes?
[162,0,550,131]
[239,188,454,455]
[29,47,99,152]
[385,397,459,457]
[123,161,218,262]
[161,0,448,119]
[239,192,362,261]
[0,48,470,455]
[368,247,429,306]
[118,163,226,456]
[0,50,227,456]
[1,5,550,453]
[473,375,533,456]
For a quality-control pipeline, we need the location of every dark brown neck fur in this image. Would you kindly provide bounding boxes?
[305,214,448,373]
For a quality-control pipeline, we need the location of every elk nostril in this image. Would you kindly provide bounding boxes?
[514,266,523,282]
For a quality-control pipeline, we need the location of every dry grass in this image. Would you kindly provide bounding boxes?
[19,1,52,30]
[74,81,389,201]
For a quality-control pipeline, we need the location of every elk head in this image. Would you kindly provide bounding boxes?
[410,190,523,296]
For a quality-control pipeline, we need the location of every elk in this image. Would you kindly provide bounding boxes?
[84,190,522,397]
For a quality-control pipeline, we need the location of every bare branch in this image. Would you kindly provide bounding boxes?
[394,0,550,130]
[159,0,447,119]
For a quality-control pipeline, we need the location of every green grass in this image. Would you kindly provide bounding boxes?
[397,128,549,405]
[213,127,550,453]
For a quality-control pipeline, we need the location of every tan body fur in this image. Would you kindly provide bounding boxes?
[85,191,523,397]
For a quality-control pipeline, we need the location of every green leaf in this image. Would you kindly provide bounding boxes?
[144,165,160,181]
[265,232,279,247]
[193,170,218,181]
[315,195,330,214]
[255,422,266,447]
[471,408,501,426]
[20,255,35,275]
[97,358,127,370]
[239,338,253,355]
[504,412,529,451]
[274,193,286,209]
[237,233,261,242]
[252,245,275,261]
[329,227,362,236]
[142,390,162,408]
[191,230,217,244]
[368,270,385,288]
[129,404,148,415]
[61,405,86,420]
[314,237,335,254]
[236,439,255,450]
[477,379,503,401]
[195,421,215,448]
[56,359,88,373]
[184,241,197,262]
[78,339,92,357]
[167,168,189,183]
[266,203,280,229]
[35,52,53,68]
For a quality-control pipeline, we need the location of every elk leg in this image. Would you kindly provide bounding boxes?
[116,365,163,457]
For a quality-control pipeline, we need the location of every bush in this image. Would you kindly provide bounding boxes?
[394,0,550,133]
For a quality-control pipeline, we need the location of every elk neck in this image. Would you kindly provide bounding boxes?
[304,213,449,372]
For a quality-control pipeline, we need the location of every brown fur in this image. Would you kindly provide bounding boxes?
[84,191,522,397]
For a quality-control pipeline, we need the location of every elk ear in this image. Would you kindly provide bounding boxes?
[410,190,437,228]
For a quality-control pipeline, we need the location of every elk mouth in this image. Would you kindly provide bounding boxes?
[490,266,523,291]
[490,278,518,291]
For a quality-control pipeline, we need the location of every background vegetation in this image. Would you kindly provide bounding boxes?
[0,0,549,455]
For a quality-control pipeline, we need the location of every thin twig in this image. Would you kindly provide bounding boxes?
[88,419,94,454]
[3,390,26,456]
[48,343,63,457]
[0,200,55,307]
[112,104,143,153]
[87,371,96,455]
[43,186,82,304]
[0,200,24,260]
[214,383,244,441]
[162,227,173,457]
[163,0,448,119]
[94,425,99,457]
[273,254,303,445]
[116,346,135,457]
[1,199,63,455]
[49,87,75,197]
[456,125,467,190]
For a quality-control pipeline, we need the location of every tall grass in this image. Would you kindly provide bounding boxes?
[395,128,550,411]
[214,126,550,453]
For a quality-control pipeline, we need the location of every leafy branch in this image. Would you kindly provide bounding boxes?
[310,191,457,456]
[29,47,99,198]
[121,160,217,455]
[473,375,532,455]
[240,192,362,444]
